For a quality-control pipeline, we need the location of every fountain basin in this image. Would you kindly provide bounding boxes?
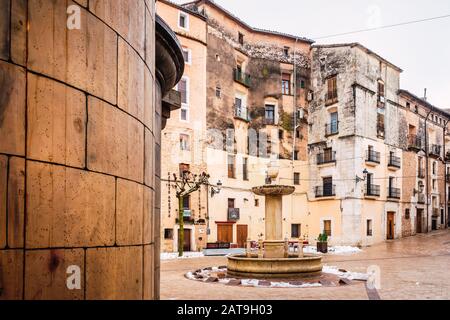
[227,254,323,279]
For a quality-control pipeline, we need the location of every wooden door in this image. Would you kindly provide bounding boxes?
[178,228,191,251]
[416,210,422,233]
[387,212,395,240]
[217,224,233,243]
[236,225,248,248]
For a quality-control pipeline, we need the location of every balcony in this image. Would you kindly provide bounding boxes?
[325,122,339,137]
[233,69,251,87]
[365,184,381,197]
[176,210,195,224]
[234,105,249,122]
[408,134,422,152]
[315,185,336,198]
[432,208,440,218]
[417,193,426,204]
[418,167,426,179]
[325,92,338,106]
[445,151,450,162]
[317,151,336,165]
[387,187,401,200]
[228,208,240,221]
[366,150,381,165]
[429,144,441,158]
[388,155,401,170]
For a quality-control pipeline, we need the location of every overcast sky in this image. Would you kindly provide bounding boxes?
[172,0,450,108]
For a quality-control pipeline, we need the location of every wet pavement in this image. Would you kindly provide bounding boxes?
[161,230,450,300]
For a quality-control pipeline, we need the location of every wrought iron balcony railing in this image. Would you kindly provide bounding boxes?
[387,187,401,199]
[366,150,381,164]
[317,151,336,165]
[365,184,381,197]
[325,122,339,137]
[228,208,240,221]
[234,105,249,121]
[315,185,336,198]
[388,155,401,168]
[429,144,441,158]
[233,69,251,87]
[408,134,422,151]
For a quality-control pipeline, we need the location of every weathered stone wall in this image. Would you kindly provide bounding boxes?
[0,0,159,300]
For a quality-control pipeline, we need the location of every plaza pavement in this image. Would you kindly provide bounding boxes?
[161,230,450,300]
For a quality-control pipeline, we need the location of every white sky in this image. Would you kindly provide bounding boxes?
[172,0,450,108]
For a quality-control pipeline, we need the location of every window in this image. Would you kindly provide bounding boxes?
[178,78,188,104]
[405,209,410,220]
[296,128,301,139]
[178,11,189,30]
[323,220,332,237]
[367,220,373,236]
[182,195,190,210]
[414,105,418,113]
[265,105,275,124]
[179,134,190,151]
[215,86,221,98]
[406,102,410,109]
[294,173,300,185]
[323,177,333,196]
[178,77,189,121]
[238,32,244,45]
[278,129,284,140]
[283,46,290,57]
[294,150,299,161]
[182,47,191,64]
[281,73,291,95]
[228,154,236,178]
[291,224,301,238]
[164,229,174,240]
[329,112,338,134]
[243,158,249,181]
[326,75,337,104]
[254,199,259,207]
[433,161,437,175]
[300,79,306,89]
[378,81,385,97]
[228,198,235,208]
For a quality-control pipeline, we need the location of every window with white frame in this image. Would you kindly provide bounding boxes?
[177,77,189,121]
[179,134,190,151]
[178,11,189,30]
[182,47,191,65]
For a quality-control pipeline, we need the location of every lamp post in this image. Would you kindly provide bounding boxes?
[356,169,369,184]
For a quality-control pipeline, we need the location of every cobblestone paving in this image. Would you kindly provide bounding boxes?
[161,230,450,300]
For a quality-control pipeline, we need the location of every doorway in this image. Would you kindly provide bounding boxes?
[217,224,233,243]
[416,209,423,233]
[178,228,191,252]
[236,225,248,248]
[387,212,395,240]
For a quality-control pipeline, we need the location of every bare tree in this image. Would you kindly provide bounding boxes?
[171,170,210,257]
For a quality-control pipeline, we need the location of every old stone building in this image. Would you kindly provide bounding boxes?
[157,0,312,252]
[0,0,184,300]
[157,1,449,251]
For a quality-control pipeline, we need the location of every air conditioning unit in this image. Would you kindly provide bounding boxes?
[307,91,314,102]
[297,108,305,120]
[378,96,386,103]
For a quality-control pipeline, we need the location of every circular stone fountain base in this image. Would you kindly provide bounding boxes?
[227,254,323,279]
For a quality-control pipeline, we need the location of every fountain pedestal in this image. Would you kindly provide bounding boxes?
[226,184,323,279]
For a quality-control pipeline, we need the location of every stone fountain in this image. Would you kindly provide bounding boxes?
[227,164,323,279]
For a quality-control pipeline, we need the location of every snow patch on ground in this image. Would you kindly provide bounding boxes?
[303,246,362,255]
[322,265,369,281]
[161,251,205,260]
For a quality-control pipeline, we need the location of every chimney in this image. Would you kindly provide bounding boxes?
[423,88,427,101]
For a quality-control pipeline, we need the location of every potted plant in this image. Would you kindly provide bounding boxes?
[317,232,328,253]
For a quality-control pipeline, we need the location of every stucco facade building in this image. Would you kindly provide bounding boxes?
[157,0,449,251]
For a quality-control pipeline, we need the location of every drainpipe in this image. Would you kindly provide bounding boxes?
[424,107,433,233]
[290,37,299,233]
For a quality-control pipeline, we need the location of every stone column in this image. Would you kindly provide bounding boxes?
[0,0,183,300]
[265,195,283,240]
